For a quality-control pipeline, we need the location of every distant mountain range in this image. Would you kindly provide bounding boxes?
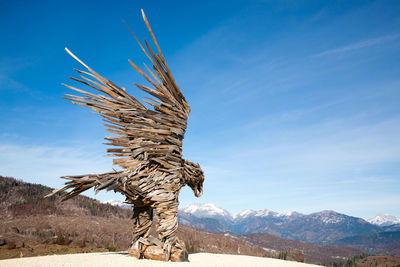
[177,203,383,244]
[178,203,400,229]
[102,201,400,256]
[177,203,400,256]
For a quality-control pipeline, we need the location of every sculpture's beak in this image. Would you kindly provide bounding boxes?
[194,184,203,197]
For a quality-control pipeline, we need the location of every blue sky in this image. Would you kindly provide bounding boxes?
[1,0,399,219]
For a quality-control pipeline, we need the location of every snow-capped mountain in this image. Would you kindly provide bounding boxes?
[309,210,346,224]
[182,203,232,219]
[178,203,233,233]
[102,199,131,209]
[235,209,256,219]
[368,213,400,226]
[182,203,301,221]
[233,208,303,220]
[234,209,275,219]
[178,203,382,245]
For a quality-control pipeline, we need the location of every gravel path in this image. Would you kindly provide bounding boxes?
[0,252,321,267]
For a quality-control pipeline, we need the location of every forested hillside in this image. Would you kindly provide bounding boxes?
[0,176,130,219]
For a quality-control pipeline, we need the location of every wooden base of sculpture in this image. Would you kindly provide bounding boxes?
[127,239,188,262]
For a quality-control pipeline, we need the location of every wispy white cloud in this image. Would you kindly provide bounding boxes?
[0,143,123,201]
[314,34,400,57]
[0,73,28,92]
[188,111,400,218]
[206,115,400,175]
[0,56,45,99]
[0,56,38,74]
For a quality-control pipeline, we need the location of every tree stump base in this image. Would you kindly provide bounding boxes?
[128,239,188,262]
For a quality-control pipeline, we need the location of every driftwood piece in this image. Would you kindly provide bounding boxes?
[128,238,188,262]
[46,9,204,262]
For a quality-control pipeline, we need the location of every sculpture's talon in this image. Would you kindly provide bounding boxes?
[128,240,141,259]
[128,237,188,262]
[163,242,172,261]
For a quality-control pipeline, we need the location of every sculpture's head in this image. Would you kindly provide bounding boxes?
[183,160,204,197]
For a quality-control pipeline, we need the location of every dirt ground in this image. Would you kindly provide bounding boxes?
[0,252,321,267]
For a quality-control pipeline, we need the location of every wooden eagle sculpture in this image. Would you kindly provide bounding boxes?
[47,10,204,262]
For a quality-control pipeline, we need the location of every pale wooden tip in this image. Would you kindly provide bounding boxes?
[64,47,91,70]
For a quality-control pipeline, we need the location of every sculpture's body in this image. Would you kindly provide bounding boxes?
[47,10,204,262]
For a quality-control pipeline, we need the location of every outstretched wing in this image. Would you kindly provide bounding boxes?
[64,10,190,173]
